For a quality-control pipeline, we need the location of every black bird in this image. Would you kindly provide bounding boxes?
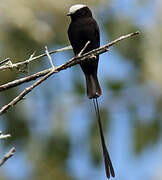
[67,4,115,179]
[67,4,101,99]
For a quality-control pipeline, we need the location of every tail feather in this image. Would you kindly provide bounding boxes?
[93,98,115,179]
[85,73,102,99]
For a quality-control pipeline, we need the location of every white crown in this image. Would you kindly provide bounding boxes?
[69,4,87,14]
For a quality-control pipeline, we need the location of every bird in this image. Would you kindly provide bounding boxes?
[67,4,101,99]
[67,4,115,179]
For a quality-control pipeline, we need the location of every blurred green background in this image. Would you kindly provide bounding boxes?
[0,0,162,180]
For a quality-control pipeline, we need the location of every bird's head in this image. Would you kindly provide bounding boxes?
[67,4,92,20]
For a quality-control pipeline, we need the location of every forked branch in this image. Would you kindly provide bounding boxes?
[0,147,15,167]
[0,31,140,115]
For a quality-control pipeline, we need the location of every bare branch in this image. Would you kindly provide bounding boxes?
[78,41,90,56]
[0,69,57,115]
[0,134,11,139]
[0,45,72,71]
[0,32,140,115]
[0,131,11,139]
[0,32,140,92]
[0,68,51,92]
[0,147,15,167]
[0,40,94,114]
[45,46,55,69]
[18,51,36,73]
[0,58,10,66]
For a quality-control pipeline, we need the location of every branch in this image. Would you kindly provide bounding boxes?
[0,134,11,139]
[0,58,10,66]
[0,45,72,71]
[0,31,140,115]
[0,131,11,139]
[0,41,91,115]
[0,68,51,92]
[0,69,58,115]
[0,147,15,167]
[45,46,55,69]
[0,31,140,92]
[78,40,90,56]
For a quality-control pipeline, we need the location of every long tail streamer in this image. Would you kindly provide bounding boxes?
[92,98,115,179]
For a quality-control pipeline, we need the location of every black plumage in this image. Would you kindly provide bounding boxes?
[67,5,101,99]
[67,4,115,179]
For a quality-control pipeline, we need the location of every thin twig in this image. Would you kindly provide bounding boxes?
[0,40,92,115]
[0,134,11,139]
[0,58,10,66]
[18,51,36,73]
[26,51,36,74]
[0,45,72,71]
[0,69,57,115]
[78,41,90,56]
[0,32,140,115]
[0,131,11,139]
[29,51,36,59]
[0,147,15,167]
[0,32,140,92]
[0,68,51,92]
[45,46,55,69]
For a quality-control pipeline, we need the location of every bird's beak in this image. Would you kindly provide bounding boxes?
[67,12,71,16]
